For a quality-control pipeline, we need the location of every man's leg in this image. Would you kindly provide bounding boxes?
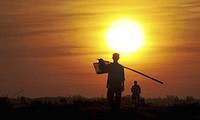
[132,94,137,104]
[107,89,114,110]
[115,89,121,111]
[136,94,140,104]
[135,94,140,108]
[132,94,135,104]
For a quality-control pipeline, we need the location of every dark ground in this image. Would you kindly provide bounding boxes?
[0,96,200,120]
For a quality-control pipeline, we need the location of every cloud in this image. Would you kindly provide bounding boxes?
[0,45,109,61]
[160,45,200,53]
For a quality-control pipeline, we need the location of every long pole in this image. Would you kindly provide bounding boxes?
[96,59,163,84]
[123,66,163,84]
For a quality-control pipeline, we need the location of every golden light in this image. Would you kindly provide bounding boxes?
[105,19,146,54]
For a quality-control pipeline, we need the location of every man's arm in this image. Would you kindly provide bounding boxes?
[121,66,125,91]
[98,59,109,73]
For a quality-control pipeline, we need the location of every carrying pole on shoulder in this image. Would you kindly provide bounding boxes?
[93,58,163,84]
[123,66,163,84]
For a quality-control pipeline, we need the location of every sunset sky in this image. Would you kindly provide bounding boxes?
[0,0,200,98]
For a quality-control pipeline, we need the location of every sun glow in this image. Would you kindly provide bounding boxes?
[105,19,146,54]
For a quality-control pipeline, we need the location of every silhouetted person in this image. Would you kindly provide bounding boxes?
[106,53,125,112]
[131,80,141,106]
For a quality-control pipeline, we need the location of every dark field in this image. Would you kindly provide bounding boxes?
[0,95,200,120]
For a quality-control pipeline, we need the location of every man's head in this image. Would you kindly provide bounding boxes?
[134,80,137,85]
[112,53,120,62]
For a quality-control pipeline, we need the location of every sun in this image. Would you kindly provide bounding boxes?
[105,19,146,54]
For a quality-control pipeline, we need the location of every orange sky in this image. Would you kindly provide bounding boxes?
[0,0,200,98]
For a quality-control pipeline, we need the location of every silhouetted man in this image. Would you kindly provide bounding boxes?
[106,53,125,112]
[131,80,141,106]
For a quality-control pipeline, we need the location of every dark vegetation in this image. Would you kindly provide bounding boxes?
[0,95,200,120]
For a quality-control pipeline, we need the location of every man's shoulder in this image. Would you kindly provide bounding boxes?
[119,63,123,67]
[115,62,123,67]
[110,62,124,68]
[118,63,124,69]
